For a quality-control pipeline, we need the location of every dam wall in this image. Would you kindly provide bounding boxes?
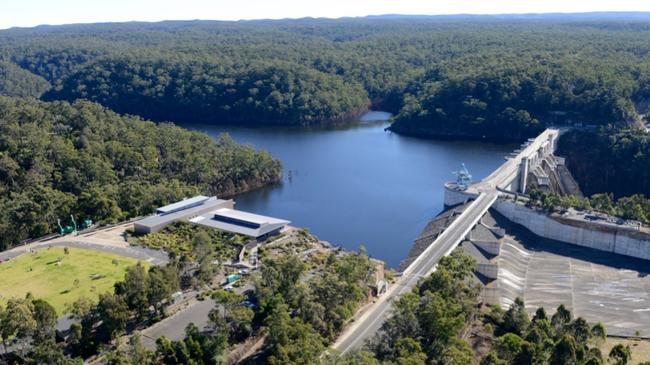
[443,183,479,207]
[494,200,650,261]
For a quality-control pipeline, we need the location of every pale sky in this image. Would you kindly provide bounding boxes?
[3,0,650,30]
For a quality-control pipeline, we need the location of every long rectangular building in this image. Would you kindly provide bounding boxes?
[190,208,290,239]
[134,197,234,234]
[156,195,211,214]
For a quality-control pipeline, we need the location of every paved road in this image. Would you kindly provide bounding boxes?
[0,240,168,265]
[333,192,497,353]
[139,283,254,350]
[476,128,559,192]
[141,298,216,349]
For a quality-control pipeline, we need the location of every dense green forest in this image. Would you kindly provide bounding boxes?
[0,60,49,98]
[2,17,650,133]
[1,16,650,242]
[558,128,650,198]
[46,56,369,125]
[0,97,281,249]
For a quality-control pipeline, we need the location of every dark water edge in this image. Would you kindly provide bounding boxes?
[188,112,514,268]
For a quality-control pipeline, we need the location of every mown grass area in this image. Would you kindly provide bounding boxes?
[0,247,144,315]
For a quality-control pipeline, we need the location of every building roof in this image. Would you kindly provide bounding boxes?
[136,197,229,228]
[213,208,289,225]
[190,208,290,237]
[157,195,210,214]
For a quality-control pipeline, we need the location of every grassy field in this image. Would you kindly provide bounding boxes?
[0,247,144,315]
[604,337,650,364]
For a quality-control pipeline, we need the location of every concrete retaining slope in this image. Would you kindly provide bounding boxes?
[494,200,650,261]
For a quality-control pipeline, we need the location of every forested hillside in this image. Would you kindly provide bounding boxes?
[45,56,369,125]
[0,97,281,249]
[0,60,50,98]
[2,17,650,133]
[2,16,650,202]
[558,128,650,198]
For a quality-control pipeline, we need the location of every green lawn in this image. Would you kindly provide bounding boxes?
[0,247,144,315]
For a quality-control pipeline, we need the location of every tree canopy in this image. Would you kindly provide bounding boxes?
[3,17,650,135]
[0,96,281,249]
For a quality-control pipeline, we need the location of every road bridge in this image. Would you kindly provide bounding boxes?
[332,128,560,353]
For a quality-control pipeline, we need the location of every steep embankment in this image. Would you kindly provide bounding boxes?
[558,128,650,198]
[0,96,282,250]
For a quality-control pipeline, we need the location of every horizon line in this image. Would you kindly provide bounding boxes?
[3,10,650,31]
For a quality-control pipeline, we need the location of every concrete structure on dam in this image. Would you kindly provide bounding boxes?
[334,127,650,353]
[494,200,650,260]
[459,209,650,338]
[444,128,562,206]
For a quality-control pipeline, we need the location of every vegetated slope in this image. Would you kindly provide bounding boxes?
[0,96,281,249]
[389,60,640,141]
[334,249,612,365]
[3,17,650,133]
[0,59,50,97]
[549,128,650,222]
[558,128,650,198]
[44,56,369,125]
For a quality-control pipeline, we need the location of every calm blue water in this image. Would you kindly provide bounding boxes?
[190,112,513,267]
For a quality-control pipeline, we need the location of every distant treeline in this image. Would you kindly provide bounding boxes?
[0,97,281,250]
[2,18,650,133]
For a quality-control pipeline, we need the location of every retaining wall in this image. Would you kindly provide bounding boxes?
[494,200,650,260]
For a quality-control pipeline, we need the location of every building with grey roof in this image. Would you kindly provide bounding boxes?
[190,208,290,239]
[156,195,211,214]
[134,197,234,234]
[134,196,290,239]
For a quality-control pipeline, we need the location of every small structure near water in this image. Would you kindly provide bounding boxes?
[444,164,479,207]
[452,163,472,191]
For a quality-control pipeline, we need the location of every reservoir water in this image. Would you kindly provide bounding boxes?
[191,112,513,267]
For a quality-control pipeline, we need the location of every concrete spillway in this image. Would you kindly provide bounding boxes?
[462,209,650,338]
